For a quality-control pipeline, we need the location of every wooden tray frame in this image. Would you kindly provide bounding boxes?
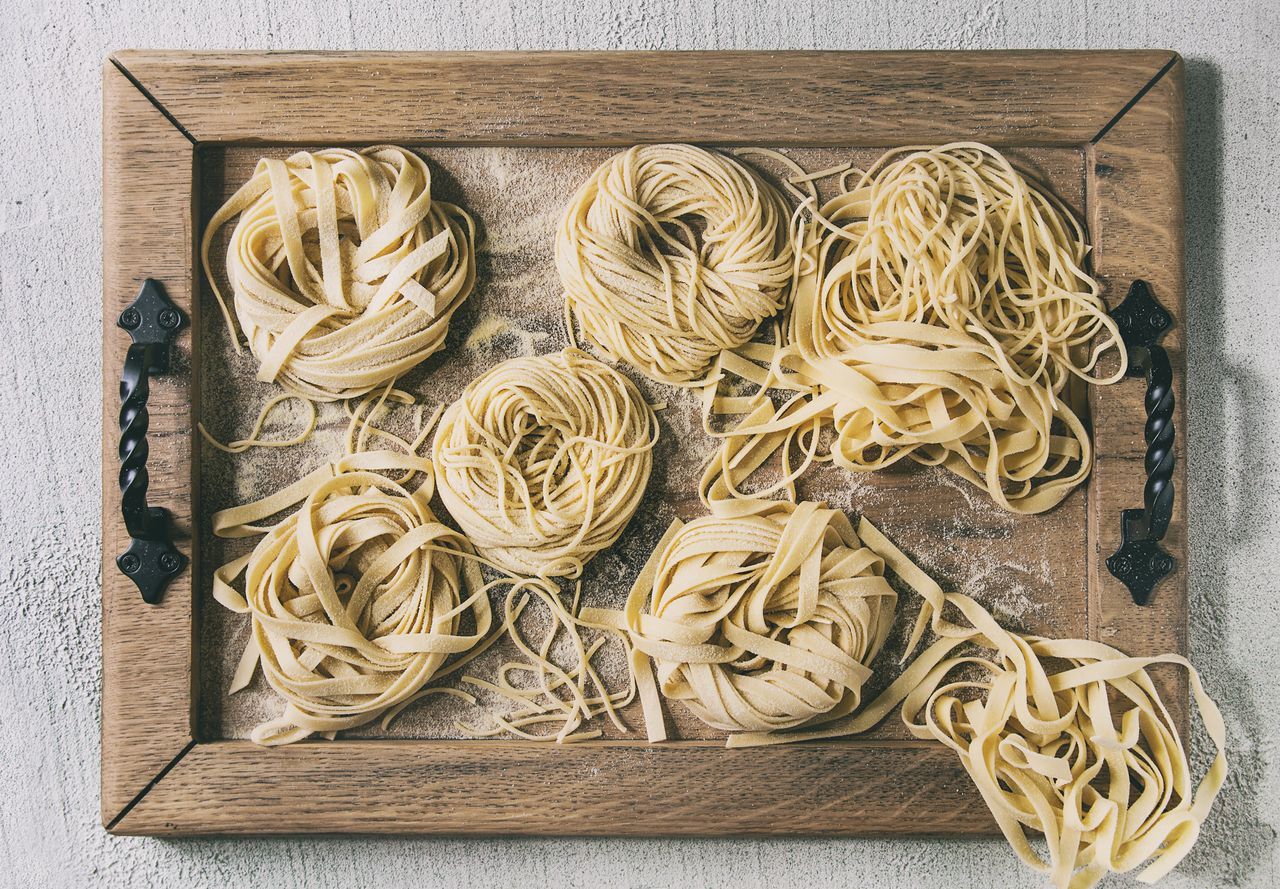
[101,50,1186,836]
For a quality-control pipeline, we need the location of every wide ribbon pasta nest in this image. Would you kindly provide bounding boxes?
[201,145,477,401]
[600,500,897,739]
[212,450,492,745]
[718,519,1227,889]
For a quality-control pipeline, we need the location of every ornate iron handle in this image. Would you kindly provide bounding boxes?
[1105,280,1176,606]
[116,280,188,604]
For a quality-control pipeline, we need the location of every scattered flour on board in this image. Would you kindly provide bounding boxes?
[464,312,551,357]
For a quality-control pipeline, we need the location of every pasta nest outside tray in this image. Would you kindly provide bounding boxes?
[212,450,492,745]
[557,143,794,385]
[623,499,898,735]
[201,145,477,401]
[433,348,659,579]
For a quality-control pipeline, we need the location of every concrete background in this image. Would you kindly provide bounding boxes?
[1,0,1275,886]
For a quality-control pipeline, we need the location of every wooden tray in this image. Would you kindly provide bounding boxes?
[101,50,1187,837]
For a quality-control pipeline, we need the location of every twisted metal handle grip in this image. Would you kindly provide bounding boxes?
[1105,280,1176,606]
[119,343,158,540]
[114,280,187,605]
[1141,344,1175,540]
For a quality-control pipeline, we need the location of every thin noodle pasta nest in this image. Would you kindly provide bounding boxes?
[557,143,794,384]
[433,348,658,579]
[703,143,1127,513]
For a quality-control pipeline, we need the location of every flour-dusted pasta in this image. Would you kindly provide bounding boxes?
[201,145,477,401]
[433,348,658,578]
[211,450,493,745]
[703,143,1127,513]
[557,144,793,384]
[803,143,1123,393]
[597,500,897,740]
[727,519,1227,889]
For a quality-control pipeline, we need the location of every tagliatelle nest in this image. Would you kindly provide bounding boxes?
[212,450,492,745]
[618,500,898,736]
[201,145,477,401]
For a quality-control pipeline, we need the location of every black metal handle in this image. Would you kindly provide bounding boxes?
[1105,280,1176,606]
[115,280,188,604]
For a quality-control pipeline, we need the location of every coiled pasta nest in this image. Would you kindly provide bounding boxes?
[557,143,793,384]
[433,349,658,578]
[625,500,897,734]
[201,145,477,401]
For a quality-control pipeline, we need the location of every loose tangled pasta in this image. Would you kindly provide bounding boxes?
[212,450,492,745]
[557,144,794,384]
[201,145,477,401]
[728,520,1226,889]
[406,579,641,743]
[605,500,897,738]
[433,348,658,579]
[808,143,1124,393]
[703,143,1127,513]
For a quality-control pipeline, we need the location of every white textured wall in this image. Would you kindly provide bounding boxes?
[1,1,1276,886]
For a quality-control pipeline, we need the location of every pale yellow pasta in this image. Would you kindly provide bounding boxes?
[211,373,643,746]
[810,143,1124,393]
[212,450,493,745]
[725,518,1226,889]
[379,574,639,744]
[198,393,318,454]
[201,145,476,401]
[604,504,1226,887]
[703,143,1127,514]
[594,500,896,740]
[433,348,658,579]
[557,144,793,384]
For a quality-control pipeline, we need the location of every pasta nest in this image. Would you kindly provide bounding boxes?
[557,143,793,384]
[212,451,492,745]
[805,142,1124,394]
[626,500,897,734]
[703,142,1126,514]
[729,519,1228,889]
[201,145,477,401]
[433,348,658,579]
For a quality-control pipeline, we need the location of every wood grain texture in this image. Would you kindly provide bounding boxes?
[112,739,992,837]
[101,50,1188,837]
[1086,56,1189,729]
[100,62,198,826]
[110,50,1175,147]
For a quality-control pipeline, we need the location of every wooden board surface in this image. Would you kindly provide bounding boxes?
[112,49,1172,146]
[101,50,1186,836]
